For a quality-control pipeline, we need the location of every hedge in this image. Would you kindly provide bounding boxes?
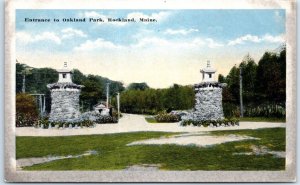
[180,118,239,127]
[34,118,95,129]
[155,111,180,123]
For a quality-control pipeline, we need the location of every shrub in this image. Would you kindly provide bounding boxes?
[81,111,118,124]
[223,102,240,118]
[16,93,39,127]
[155,111,180,123]
[243,104,285,118]
[34,117,51,128]
[95,115,118,124]
[112,111,122,119]
[34,118,96,129]
[80,120,95,127]
[180,118,239,127]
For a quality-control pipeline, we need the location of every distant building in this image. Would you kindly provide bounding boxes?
[94,101,113,116]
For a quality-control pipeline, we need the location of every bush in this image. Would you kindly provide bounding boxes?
[223,102,240,118]
[16,93,39,127]
[95,115,118,124]
[155,111,180,123]
[80,120,95,127]
[243,104,285,118]
[34,116,117,129]
[34,117,53,128]
[112,111,122,119]
[34,117,96,129]
[180,118,239,127]
[81,111,118,124]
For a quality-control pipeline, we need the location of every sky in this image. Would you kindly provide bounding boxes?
[16,9,285,88]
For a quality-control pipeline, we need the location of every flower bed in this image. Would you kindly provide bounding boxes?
[180,118,239,127]
[33,111,118,129]
[34,118,95,129]
[155,111,180,123]
[95,115,118,124]
[81,111,118,124]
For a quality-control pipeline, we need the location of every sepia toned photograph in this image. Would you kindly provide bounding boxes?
[5,0,296,182]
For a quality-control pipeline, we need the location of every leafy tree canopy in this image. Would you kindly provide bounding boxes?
[127,82,149,91]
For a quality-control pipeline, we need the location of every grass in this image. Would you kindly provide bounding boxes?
[16,128,285,171]
[145,117,158,123]
[210,127,285,151]
[239,117,286,123]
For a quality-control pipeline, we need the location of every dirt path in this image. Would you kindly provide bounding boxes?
[16,114,285,137]
[17,150,98,170]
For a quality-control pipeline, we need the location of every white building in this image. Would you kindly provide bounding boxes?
[94,102,112,116]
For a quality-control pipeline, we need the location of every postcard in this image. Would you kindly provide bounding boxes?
[5,0,296,182]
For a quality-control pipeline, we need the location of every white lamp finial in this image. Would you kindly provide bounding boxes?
[207,60,210,68]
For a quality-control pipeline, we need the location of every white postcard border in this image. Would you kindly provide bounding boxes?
[5,0,296,182]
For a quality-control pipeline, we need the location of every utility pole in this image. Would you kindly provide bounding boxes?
[106,82,110,108]
[30,94,46,117]
[39,95,43,116]
[43,95,46,113]
[240,66,244,117]
[117,92,120,120]
[22,71,26,93]
[20,66,33,93]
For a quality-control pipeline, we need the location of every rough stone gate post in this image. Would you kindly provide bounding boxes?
[47,62,84,122]
[182,60,226,121]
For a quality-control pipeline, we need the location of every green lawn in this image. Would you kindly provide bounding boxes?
[16,128,285,171]
[239,117,286,122]
[145,117,157,123]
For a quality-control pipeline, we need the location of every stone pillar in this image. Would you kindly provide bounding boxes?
[182,82,226,121]
[47,82,83,123]
[194,86,224,120]
[48,89,81,122]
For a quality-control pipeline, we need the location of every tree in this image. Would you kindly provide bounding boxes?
[16,63,58,113]
[225,65,240,104]
[222,47,286,118]
[80,75,105,111]
[72,69,86,85]
[16,63,26,93]
[144,88,160,113]
[218,74,226,83]
[127,82,149,91]
[277,48,286,105]
[221,72,239,118]
[109,81,125,96]
[16,93,39,127]
[239,54,258,105]
[119,84,194,114]
[256,51,284,104]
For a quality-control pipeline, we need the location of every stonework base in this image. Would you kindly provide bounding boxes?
[182,86,224,121]
[49,90,81,122]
